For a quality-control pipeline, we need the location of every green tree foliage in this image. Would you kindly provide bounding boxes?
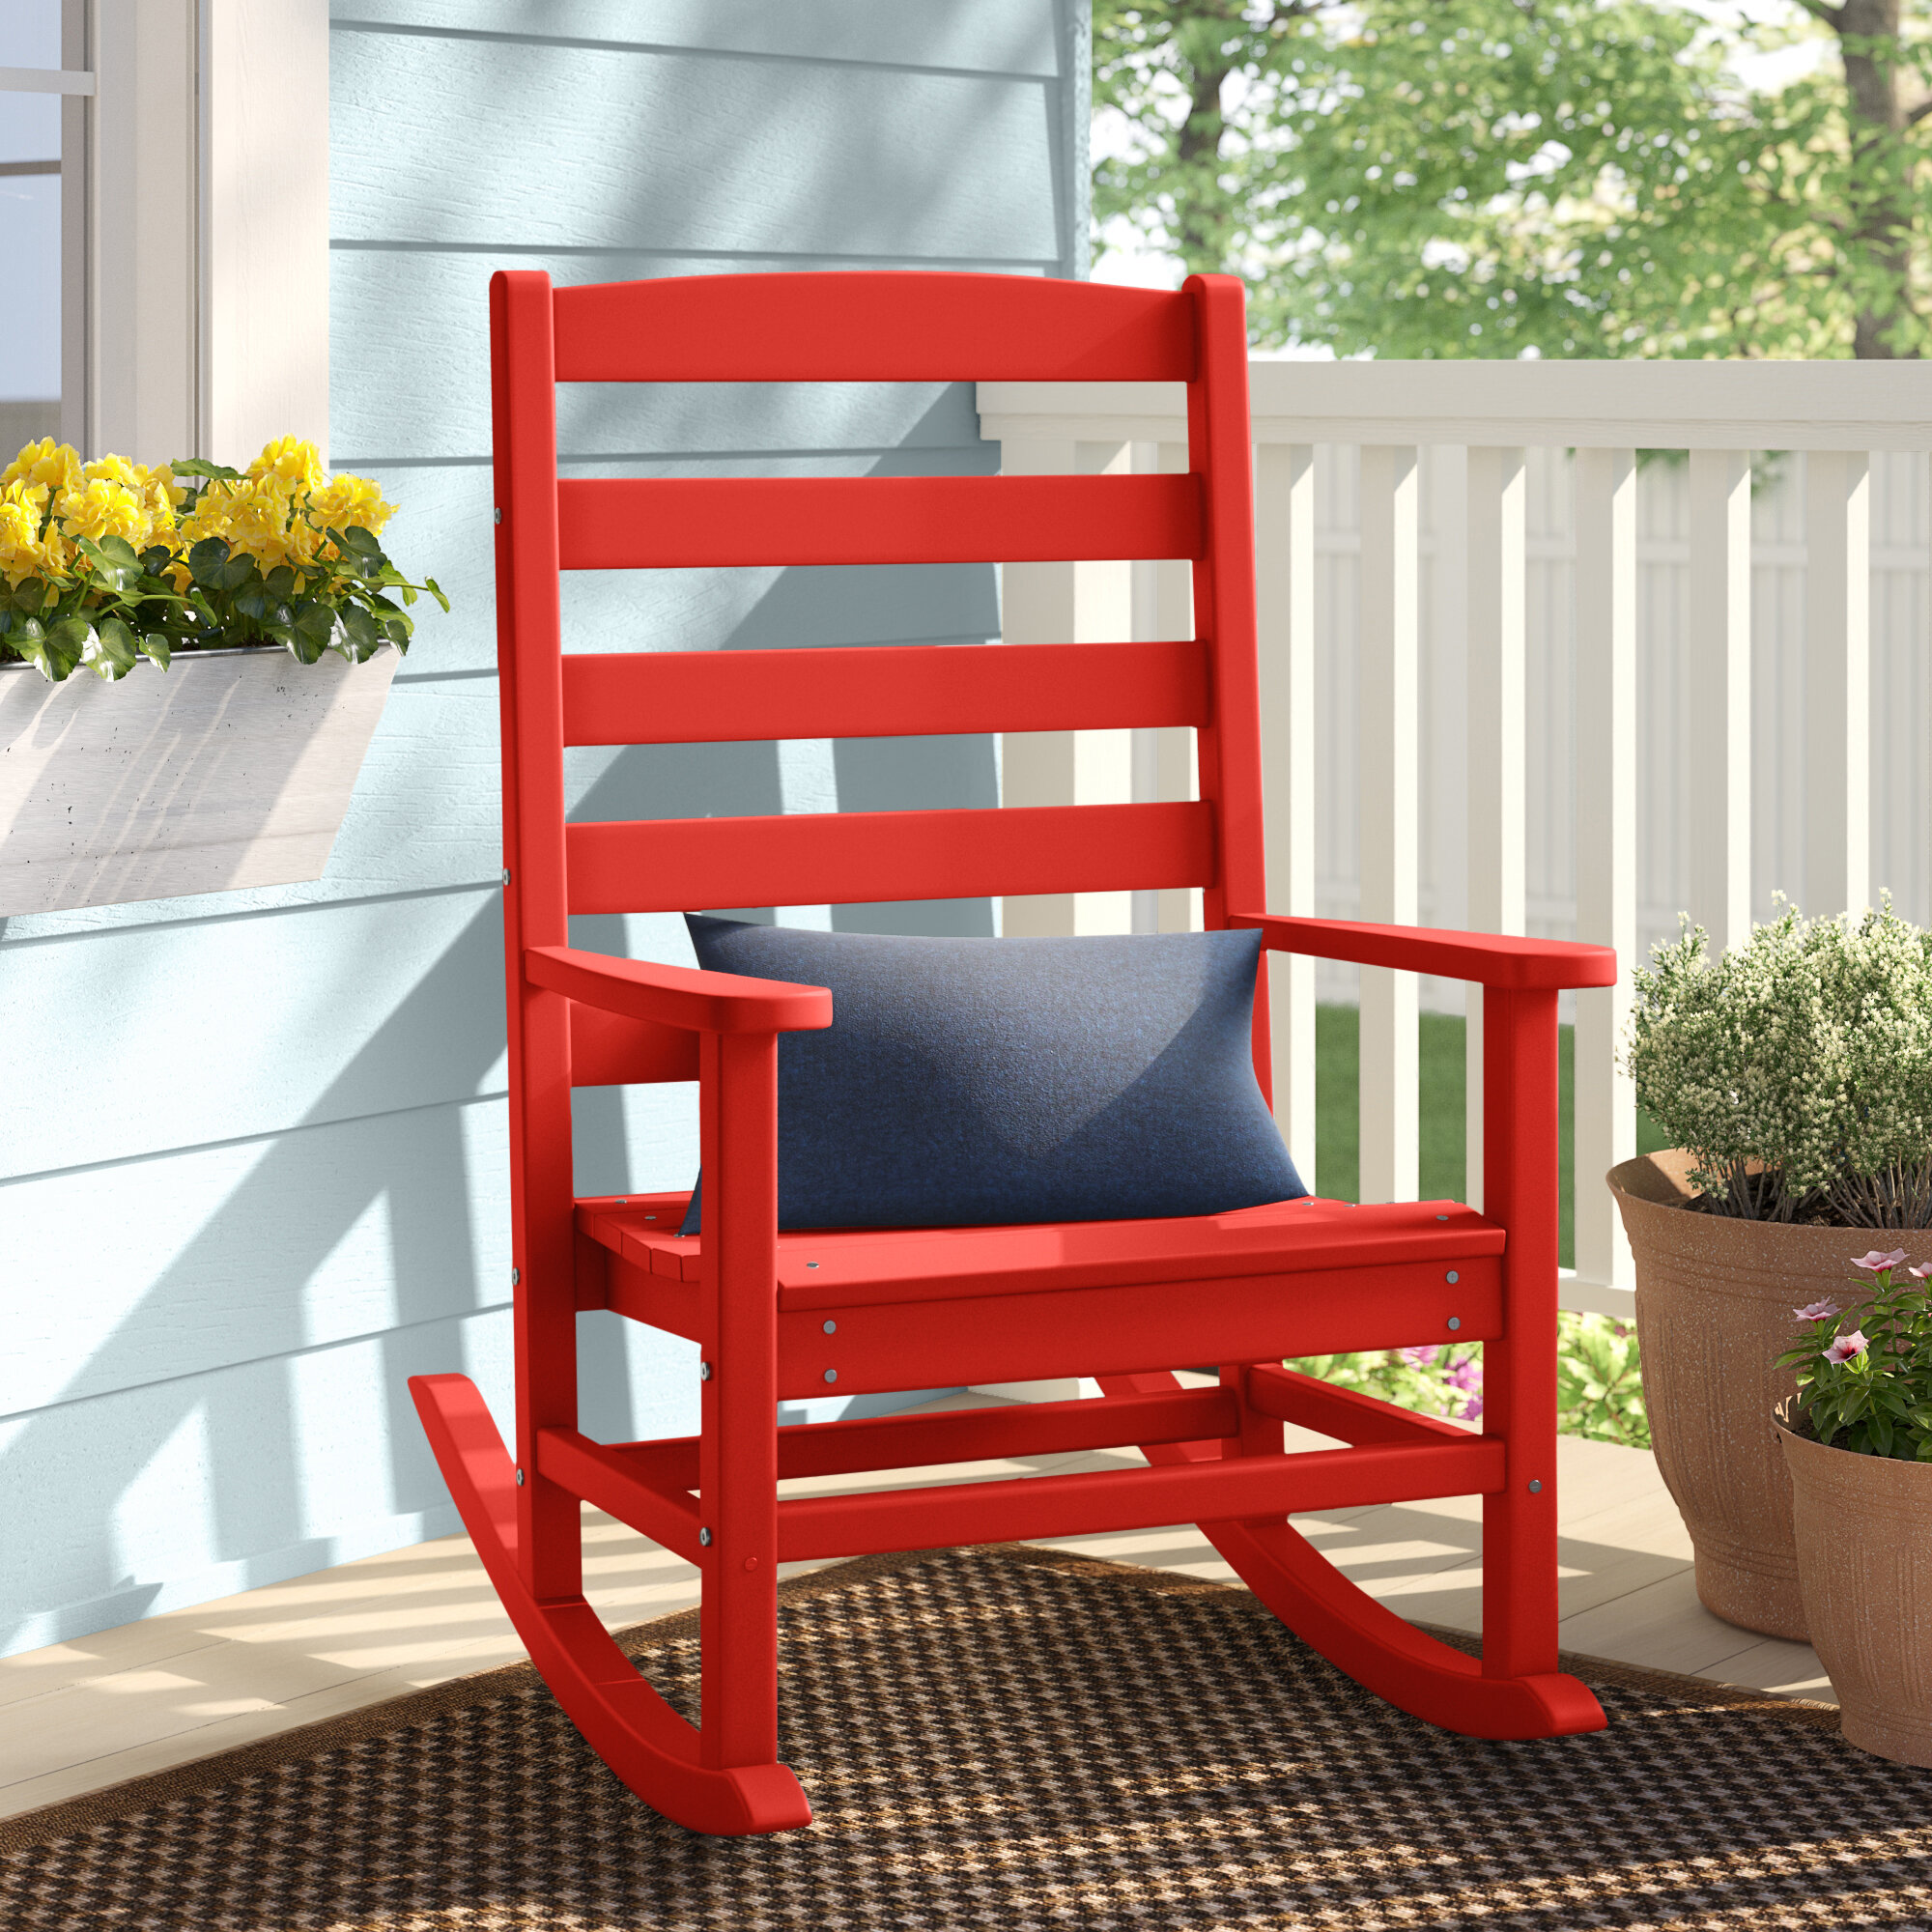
[1094,0,1932,356]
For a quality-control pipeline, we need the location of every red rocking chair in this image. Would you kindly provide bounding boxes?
[411,268,1617,1836]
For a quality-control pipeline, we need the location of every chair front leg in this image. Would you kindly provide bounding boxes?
[1476,984,1563,1681]
[697,1029,782,1772]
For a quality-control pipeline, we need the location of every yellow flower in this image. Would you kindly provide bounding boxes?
[309,471,395,541]
[54,475,153,548]
[2,438,80,497]
[0,479,60,586]
[81,455,183,544]
[182,477,295,569]
[248,437,325,497]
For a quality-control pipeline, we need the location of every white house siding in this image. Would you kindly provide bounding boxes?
[0,0,1091,1656]
[1309,444,1932,1010]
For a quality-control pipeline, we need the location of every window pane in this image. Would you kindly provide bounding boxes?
[0,0,65,459]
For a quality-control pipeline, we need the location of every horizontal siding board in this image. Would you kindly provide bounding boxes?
[0,891,508,1179]
[330,3,1062,75]
[2,1100,509,1415]
[332,36,1064,258]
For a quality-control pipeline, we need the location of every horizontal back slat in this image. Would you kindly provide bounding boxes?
[560,640,1209,747]
[553,272,1196,383]
[570,1005,698,1088]
[565,802,1216,916]
[555,474,1200,571]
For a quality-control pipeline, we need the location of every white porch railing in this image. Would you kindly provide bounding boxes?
[979,362,1932,1320]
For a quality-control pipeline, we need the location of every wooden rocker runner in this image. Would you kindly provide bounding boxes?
[412,267,1618,1836]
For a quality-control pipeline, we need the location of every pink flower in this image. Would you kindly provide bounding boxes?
[1401,1345,1441,1369]
[1444,1356,1483,1393]
[1913,1265,1932,1282]
[1852,1249,1909,1273]
[1825,1330,1871,1366]
[1792,1299,1842,1321]
[1460,1394,1484,1421]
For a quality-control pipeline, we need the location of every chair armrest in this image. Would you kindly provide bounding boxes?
[1227,913,1616,991]
[525,944,833,1035]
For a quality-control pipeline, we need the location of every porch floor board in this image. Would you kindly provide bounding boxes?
[0,1384,1831,1822]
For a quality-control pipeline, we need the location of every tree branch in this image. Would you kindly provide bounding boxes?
[1908,96,1932,127]
[1790,0,1845,24]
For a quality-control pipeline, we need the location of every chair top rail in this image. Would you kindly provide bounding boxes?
[979,361,1932,452]
[551,271,1197,384]
[559,639,1210,748]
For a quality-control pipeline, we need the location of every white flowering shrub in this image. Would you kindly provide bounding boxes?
[1626,899,1932,1225]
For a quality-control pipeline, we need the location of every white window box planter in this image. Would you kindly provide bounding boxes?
[0,644,398,916]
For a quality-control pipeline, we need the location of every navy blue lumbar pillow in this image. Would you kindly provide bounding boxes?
[678,916,1305,1235]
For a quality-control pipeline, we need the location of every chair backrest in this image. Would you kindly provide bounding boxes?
[489,270,1269,1094]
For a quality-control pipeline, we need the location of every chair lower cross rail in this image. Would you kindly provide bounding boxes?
[535,1384,1503,1565]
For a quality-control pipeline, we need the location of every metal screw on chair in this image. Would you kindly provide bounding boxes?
[699,1361,712,1381]
[1528,1479,1544,1494]
[493,507,501,525]
[806,1261,820,1268]
[1446,1316,1462,1331]
[823,1370,838,1384]
[501,867,511,885]
[823,1321,838,1335]
[1446,1270,1459,1284]
[1436,1213,1450,1221]
[515,1468,525,1487]
[699,1527,712,1547]
[511,1267,520,1287]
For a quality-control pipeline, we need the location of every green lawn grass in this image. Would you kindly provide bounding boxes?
[1311,1006,1671,1270]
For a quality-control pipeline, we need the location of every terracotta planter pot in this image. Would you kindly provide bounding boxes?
[1610,1151,1881,1642]
[1777,1406,1932,1766]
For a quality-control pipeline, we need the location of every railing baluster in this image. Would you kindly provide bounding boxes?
[1256,440,1318,1183]
[1804,450,1871,919]
[1573,448,1638,1305]
[1464,445,1527,1212]
[1357,444,1420,1204]
[998,438,1132,938]
[1148,440,1198,936]
[1687,450,1753,953]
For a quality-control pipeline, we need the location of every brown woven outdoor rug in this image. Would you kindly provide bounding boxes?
[2,1543,1924,1932]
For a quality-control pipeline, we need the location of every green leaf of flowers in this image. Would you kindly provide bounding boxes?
[339,604,382,662]
[84,615,140,681]
[138,632,171,671]
[170,458,242,482]
[10,616,60,681]
[187,536,233,586]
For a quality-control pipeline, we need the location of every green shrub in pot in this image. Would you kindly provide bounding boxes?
[1610,897,1932,1640]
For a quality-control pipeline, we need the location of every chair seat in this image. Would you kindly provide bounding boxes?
[577,1192,1504,1311]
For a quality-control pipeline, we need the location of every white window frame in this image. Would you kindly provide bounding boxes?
[2,0,327,468]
